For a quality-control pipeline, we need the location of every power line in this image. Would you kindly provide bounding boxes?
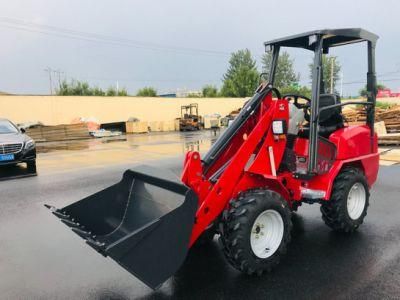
[0,16,231,57]
[341,77,400,85]
[53,72,220,84]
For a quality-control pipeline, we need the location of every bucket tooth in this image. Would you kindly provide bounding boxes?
[86,238,106,255]
[44,204,54,210]
[45,204,71,220]
[71,227,92,239]
[52,210,70,220]
[61,218,81,229]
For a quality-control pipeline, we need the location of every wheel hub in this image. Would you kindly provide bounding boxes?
[347,182,366,220]
[250,210,284,259]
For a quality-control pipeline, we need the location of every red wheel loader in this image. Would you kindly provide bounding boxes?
[46,28,380,289]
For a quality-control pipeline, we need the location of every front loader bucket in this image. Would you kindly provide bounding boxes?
[46,165,198,289]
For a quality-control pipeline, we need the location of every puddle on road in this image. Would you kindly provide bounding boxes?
[36,137,129,153]
[36,131,221,155]
[1,131,222,178]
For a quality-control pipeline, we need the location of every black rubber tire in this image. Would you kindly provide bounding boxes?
[27,160,37,173]
[194,223,216,247]
[220,189,292,275]
[321,167,370,233]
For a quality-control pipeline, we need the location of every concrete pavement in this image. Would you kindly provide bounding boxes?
[1,132,400,299]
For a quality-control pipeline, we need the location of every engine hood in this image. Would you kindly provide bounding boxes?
[0,133,29,144]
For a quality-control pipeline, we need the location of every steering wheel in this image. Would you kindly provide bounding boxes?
[283,94,313,121]
[282,94,311,109]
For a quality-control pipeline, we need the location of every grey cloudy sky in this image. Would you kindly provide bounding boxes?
[0,0,399,96]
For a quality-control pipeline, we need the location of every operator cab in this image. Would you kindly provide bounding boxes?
[264,28,378,177]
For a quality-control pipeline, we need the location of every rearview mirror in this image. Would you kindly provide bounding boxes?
[20,128,26,133]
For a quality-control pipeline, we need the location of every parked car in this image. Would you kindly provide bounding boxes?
[0,118,36,172]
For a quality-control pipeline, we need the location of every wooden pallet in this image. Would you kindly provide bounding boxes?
[26,124,90,142]
[378,133,400,146]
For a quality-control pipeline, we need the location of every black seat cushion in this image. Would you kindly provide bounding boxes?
[299,94,344,138]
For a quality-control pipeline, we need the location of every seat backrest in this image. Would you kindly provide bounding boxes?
[304,94,341,124]
[319,94,341,125]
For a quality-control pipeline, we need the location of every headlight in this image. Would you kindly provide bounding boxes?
[25,139,35,149]
[272,120,287,135]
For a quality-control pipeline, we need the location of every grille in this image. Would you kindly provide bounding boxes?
[0,143,23,154]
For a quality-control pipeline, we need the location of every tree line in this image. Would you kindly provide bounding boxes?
[57,80,128,96]
[57,49,347,97]
[56,80,160,97]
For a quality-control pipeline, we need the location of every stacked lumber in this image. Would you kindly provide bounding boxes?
[344,105,400,127]
[377,133,400,145]
[343,105,400,145]
[26,124,90,142]
[148,121,162,132]
[159,120,175,131]
[126,121,149,133]
[376,106,400,133]
[342,107,366,123]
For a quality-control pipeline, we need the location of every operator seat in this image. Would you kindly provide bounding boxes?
[298,94,344,138]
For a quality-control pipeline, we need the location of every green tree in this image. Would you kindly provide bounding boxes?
[56,80,93,96]
[106,87,117,96]
[220,49,259,97]
[117,88,128,96]
[92,86,105,96]
[202,85,218,97]
[309,55,341,93]
[136,87,157,97]
[261,51,299,89]
[80,82,92,96]
[56,80,128,96]
[57,80,71,95]
[359,83,386,97]
[280,85,312,99]
[187,93,202,98]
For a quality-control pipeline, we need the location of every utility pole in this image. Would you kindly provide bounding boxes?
[44,67,53,95]
[53,69,64,91]
[340,71,343,97]
[330,57,335,94]
[116,81,119,95]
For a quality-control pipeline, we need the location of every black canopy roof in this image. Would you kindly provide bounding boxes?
[264,28,378,51]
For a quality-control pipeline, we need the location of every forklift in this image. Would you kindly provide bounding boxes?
[179,103,202,131]
[47,28,379,289]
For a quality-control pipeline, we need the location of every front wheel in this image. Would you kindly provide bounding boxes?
[321,167,369,233]
[220,189,292,275]
[27,160,37,173]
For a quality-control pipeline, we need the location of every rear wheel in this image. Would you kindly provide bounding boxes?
[321,167,369,232]
[220,189,292,275]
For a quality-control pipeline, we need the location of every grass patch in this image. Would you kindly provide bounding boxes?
[375,101,395,109]
[354,101,396,110]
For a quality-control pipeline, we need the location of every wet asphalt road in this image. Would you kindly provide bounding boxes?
[1,157,400,299]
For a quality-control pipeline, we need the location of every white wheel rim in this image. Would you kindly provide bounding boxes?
[250,209,284,259]
[347,182,366,220]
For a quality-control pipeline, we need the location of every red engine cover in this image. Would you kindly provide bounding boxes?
[329,125,377,159]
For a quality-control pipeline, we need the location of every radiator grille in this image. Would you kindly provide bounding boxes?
[0,143,23,154]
